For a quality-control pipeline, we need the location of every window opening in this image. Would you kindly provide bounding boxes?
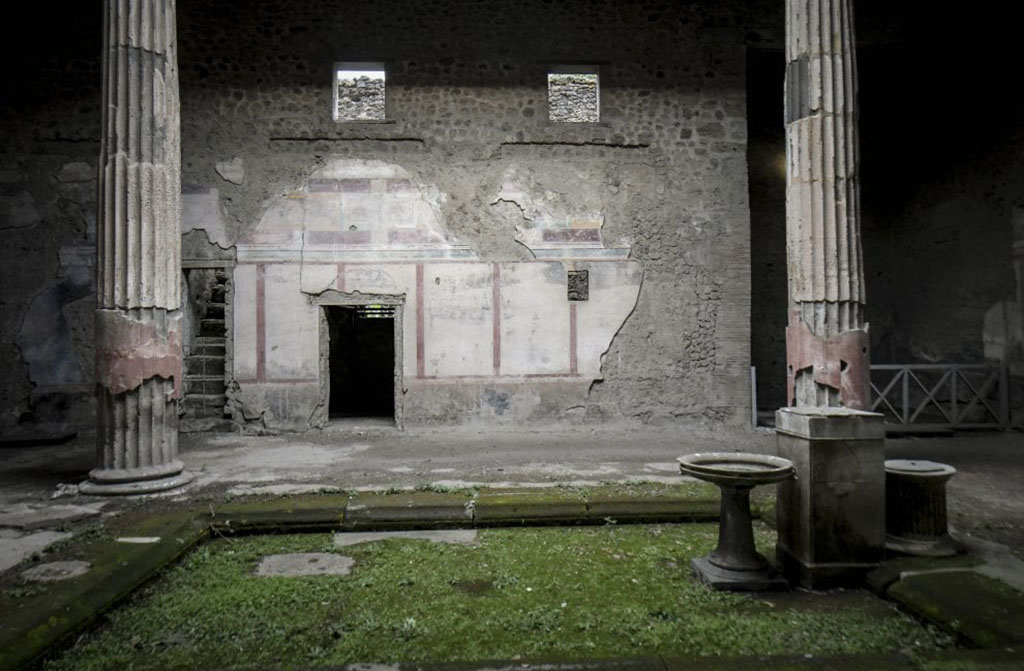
[548,66,599,123]
[326,305,395,418]
[333,63,385,121]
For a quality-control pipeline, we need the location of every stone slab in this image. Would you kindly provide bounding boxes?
[0,530,70,573]
[690,557,790,592]
[776,407,885,440]
[334,529,478,547]
[886,570,1024,647]
[226,483,342,497]
[0,512,206,670]
[343,491,472,530]
[255,552,354,577]
[474,487,588,525]
[0,503,106,530]
[864,555,981,596]
[21,560,91,582]
[586,497,719,522]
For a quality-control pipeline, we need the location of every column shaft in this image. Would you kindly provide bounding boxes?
[784,0,870,409]
[84,0,190,495]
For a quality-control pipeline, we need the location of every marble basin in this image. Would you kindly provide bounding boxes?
[677,452,795,488]
[678,451,795,591]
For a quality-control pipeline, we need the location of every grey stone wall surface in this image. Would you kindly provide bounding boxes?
[171,0,765,428]
[336,76,385,121]
[3,0,1019,432]
[548,74,598,123]
[0,20,101,432]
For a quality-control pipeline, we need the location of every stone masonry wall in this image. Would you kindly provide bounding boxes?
[174,0,766,428]
[0,0,786,432]
[548,74,599,123]
[0,9,101,434]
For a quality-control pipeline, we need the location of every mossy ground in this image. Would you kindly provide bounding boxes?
[43,523,954,670]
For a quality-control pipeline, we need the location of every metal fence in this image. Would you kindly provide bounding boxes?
[870,364,1010,430]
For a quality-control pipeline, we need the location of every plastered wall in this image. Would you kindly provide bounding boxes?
[176,0,764,429]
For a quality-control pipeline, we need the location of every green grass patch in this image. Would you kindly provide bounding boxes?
[43,523,954,670]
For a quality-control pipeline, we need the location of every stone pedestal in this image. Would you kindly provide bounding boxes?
[692,483,790,591]
[885,459,957,557]
[775,407,885,587]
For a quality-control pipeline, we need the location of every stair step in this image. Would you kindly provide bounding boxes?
[190,345,225,358]
[209,286,227,303]
[180,417,234,433]
[185,377,225,396]
[185,356,225,376]
[200,318,226,337]
[203,303,225,320]
[184,392,226,403]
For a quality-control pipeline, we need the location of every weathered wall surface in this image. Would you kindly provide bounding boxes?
[0,14,101,433]
[175,0,759,428]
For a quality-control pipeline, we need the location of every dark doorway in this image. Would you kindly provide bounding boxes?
[325,305,395,419]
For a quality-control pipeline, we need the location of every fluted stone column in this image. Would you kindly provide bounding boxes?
[776,0,884,587]
[784,0,870,409]
[81,0,191,495]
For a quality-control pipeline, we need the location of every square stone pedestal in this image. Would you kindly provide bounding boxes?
[775,407,885,588]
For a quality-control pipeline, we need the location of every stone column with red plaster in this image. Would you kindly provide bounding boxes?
[775,0,885,588]
[783,0,869,409]
[81,0,192,495]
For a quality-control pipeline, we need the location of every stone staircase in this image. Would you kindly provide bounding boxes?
[181,268,232,432]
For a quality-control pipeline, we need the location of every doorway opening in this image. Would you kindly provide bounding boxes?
[325,304,396,420]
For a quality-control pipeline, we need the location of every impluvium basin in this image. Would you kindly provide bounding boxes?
[678,452,795,591]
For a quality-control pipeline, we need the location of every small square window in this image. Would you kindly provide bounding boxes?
[548,66,599,123]
[334,63,385,121]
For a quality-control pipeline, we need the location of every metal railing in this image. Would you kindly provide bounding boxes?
[870,363,1010,430]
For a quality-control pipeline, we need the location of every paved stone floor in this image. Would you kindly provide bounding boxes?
[0,424,1022,565]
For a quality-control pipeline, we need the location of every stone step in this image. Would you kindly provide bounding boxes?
[185,356,225,376]
[183,392,226,405]
[180,417,234,433]
[203,303,225,320]
[209,286,227,303]
[189,343,225,358]
[182,394,227,417]
[185,376,225,396]
[199,318,226,337]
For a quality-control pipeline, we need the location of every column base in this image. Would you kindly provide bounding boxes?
[776,544,878,589]
[885,533,958,558]
[79,461,193,496]
[691,557,790,591]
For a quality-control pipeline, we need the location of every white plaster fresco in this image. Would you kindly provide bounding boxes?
[232,159,642,428]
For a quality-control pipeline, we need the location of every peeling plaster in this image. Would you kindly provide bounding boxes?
[490,164,630,260]
[182,187,235,249]
[215,157,244,185]
[15,252,94,387]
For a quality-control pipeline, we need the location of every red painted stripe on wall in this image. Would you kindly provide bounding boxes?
[569,302,578,377]
[416,263,425,379]
[492,263,502,376]
[256,263,266,382]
